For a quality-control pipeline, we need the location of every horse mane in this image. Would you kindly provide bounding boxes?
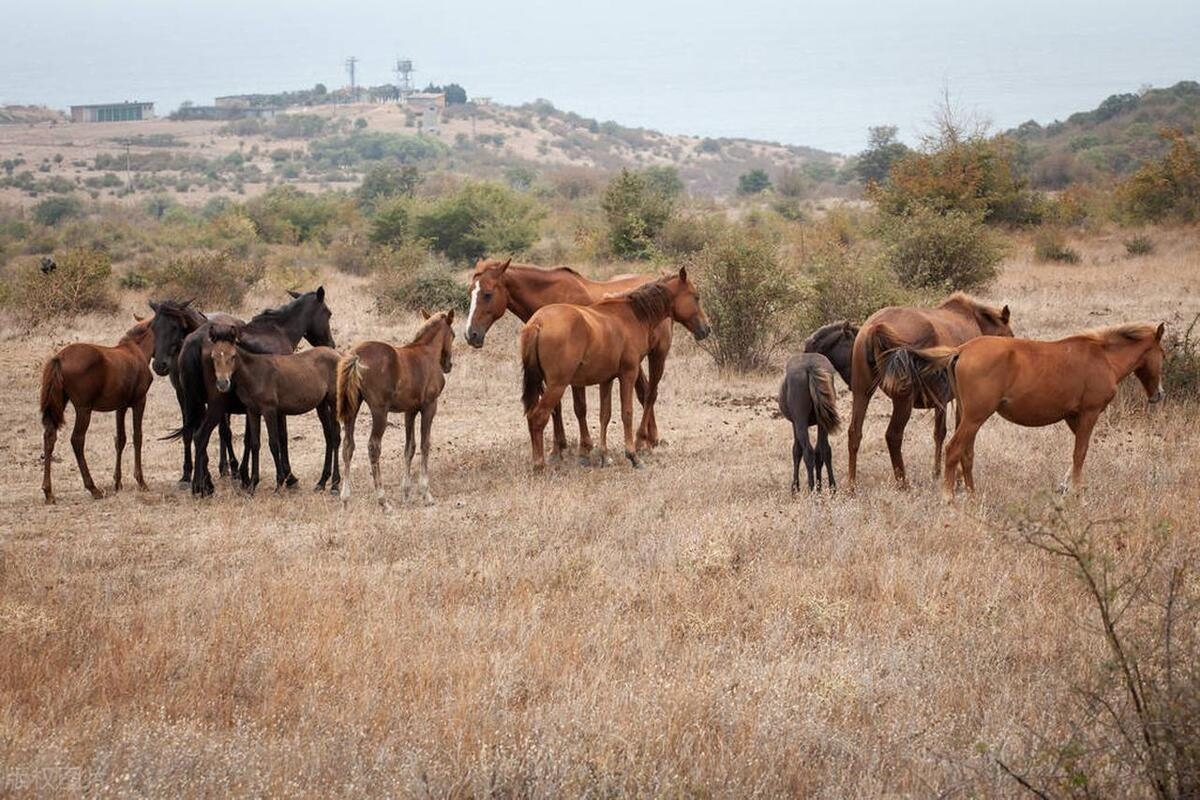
[600,280,672,323]
[1075,323,1160,346]
[410,314,449,345]
[252,295,305,323]
[803,321,852,352]
[479,259,582,278]
[120,318,154,343]
[209,324,238,343]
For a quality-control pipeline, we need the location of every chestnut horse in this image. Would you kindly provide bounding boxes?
[909,323,1165,501]
[39,316,155,503]
[337,310,455,509]
[208,326,342,493]
[465,257,672,461]
[520,268,710,471]
[846,292,1012,489]
[148,299,243,485]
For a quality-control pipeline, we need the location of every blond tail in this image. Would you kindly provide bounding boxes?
[336,354,365,424]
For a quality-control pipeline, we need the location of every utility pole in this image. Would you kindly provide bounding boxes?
[345,56,358,102]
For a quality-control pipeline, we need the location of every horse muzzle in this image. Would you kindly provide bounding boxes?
[1150,387,1165,404]
[693,324,712,342]
[216,378,232,393]
[465,328,485,348]
[152,360,171,377]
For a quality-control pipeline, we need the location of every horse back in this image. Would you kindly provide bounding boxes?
[56,341,148,410]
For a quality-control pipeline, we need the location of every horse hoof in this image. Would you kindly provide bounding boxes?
[312,483,326,493]
[532,463,546,474]
[285,475,299,488]
[626,452,642,469]
[177,480,190,490]
[90,490,105,500]
[43,495,55,506]
[578,454,592,467]
[600,454,613,468]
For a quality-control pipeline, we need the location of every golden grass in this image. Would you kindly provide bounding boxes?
[1,232,1197,796]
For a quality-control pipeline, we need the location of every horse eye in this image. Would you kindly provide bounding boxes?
[483,292,493,301]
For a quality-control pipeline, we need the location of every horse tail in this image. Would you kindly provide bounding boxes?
[520,324,544,414]
[808,367,841,435]
[40,356,66,430]
[867,323,919,397]
[906,346,961,407]
[336,354,365,423]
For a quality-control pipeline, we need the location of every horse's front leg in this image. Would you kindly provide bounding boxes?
[597,379,613,467]
[618,370,640,469]
[112,406,127,492]
[313,402,338,492]
[242,412,261,493]
[1066,410,1101,491]
[263,410,287,491]
[278,415,298,487]
[932,405,947,482]
[416,400,438,505]
[339,409,357,505]
[398,409,417,501]
[191,408,220,497]
[132,396,148,490]
[885,394,914,490]
[637,342,668,450]
[846,384,873,492]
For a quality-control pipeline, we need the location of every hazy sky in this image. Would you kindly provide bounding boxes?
[2,0,1197,153]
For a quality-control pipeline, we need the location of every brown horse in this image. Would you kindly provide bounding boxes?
[337,310,455,509]
[520,268,710,471]
[908,323,1165,501]
[39,316,155,504]
[208,326,342,492]
[466,257,673,461]
[846,292,1013,489]
[778,353,842,493]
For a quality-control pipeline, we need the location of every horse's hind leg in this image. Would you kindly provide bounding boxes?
[528,384,568,472]
[549,402,568,463]
[325,402,340,493]
[818,427,835,492]
[112,406,127,492]
[932,406,947,483]
[70,407,103,499]
[597,380,614,467]
[217,414,234,477]
[368,407,391,509]
[636,346,667,450]
[571,387,593,466]
[313,402,338,492]
[242,413,261,493]
[791,438,801,494]
[943,420,981,502]
[618,371,641,469]
[278,415,298,487]
[885,394,914,489]
[42,419,58,505]
[802,429,816,492]
[133,396,147,490]
[417,400,437,505]
[400,409,416,501]
[339,411,357,504]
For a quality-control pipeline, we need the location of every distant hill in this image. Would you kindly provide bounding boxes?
[0,105,68,125]
[1005,80,1200,188]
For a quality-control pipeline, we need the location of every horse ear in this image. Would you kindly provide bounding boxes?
[842,320,856,337]
[678,266,688,283]
[445,309,455,325]
[180,299,194,309]
[286,290,301,299]
[149,300,160,313]
[500,258,511,271]
[420,307,431,319]
[316,286,325,302]
[208,326,218,342]
[1156,322,1165,342]
[1000,305,1011,324]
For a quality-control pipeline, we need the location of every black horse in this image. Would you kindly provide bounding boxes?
[149,299,244,486]
[801,320,857,387]
[173,288,335,496]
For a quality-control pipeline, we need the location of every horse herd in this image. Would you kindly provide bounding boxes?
[37,257,1167,508]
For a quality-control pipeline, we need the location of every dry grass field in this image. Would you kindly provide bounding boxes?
[1,233,1197,796]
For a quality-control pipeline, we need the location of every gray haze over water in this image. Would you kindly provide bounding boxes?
[2,0,1197,154]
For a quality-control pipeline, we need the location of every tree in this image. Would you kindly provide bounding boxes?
[854,125,910,185]
[314,83,328,96]
[600,169,677,259]
[444,83,467,105]
[358,164,421,209]
[736,169,771,196]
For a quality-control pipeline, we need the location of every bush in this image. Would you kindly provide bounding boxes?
[372,247,467,316]
[600,169,677,260]
[736,169,772,196]
[148,250,264,310]
[1165,313,1200,401]
[1118,129,1200,223]
[412,182,544,263]
[880,206,1003,291]
[657,214,726,258]
[369,196,412,249]
[1033,228,1082,264]
[1,249,117,322]
[1124,234,1156,256]
[358,163,420,209]
[32,195,84,226]
[244,186,353,245]
[692,226,804,371]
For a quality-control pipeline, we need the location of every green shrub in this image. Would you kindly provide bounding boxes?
[795,226,915,333]
[1165,313,1200,401]
[692,225,803,371]
[373,266,467,316]
[657,214,726,258]
[880,206,1003,291]
[1124,234,1156,256]
[368,196,412,248]
[600,169,677,260]
[412,181,544,263]
[1,249,117,322]
[307,131,446,168]
[1118,129,1200,223]
[1033,228,1082,264]
[357,163,420,209]
[244,186,353,245]
[736,169,772,196]
[32,195,84,226]
[148,250,264,310]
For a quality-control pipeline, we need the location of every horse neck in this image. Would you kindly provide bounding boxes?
[1101,337,1154,380]
[506,267,588,320]
[120,328,155,360]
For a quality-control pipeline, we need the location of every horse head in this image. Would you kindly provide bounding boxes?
[803,320,858,386]
[207,324,240,394]
[286,286,335,349]
[148,298,196,376]
[666,267,711,341]
[978,302,1013,337]
[1135,323,1167,404]
[421,307,457,373]
[465,258,511,348]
